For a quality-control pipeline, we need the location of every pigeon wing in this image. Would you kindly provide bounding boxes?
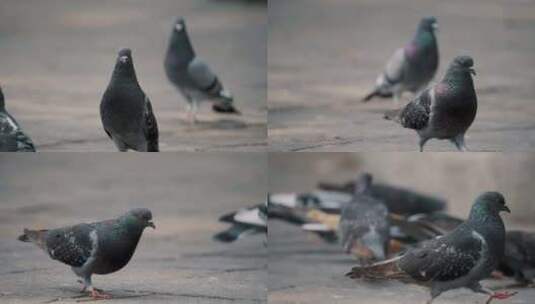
[399,226,483,282]
[399,88,432,130]
[44,223,96,268]
[187,58,224,97]
[143,96,159,152]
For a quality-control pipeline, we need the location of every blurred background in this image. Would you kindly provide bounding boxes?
[0,153,267,303]
[268,153,535,304]
[0,0,266,151]
[269,0,535,152]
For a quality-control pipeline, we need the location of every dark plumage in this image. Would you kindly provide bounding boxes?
[0,85,36,152]
[363,17,439,104]
[100,48,159,152]
[499,231,535,284]
[347,192,515,304]
[384,55,478,152]
[214,203,267,243]
[18,209,155,299]
[338,173,390,261]
[164,17,239,124]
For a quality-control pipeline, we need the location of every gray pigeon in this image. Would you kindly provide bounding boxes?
[0,85,35,152]
[18,208,155,299]
[499,231,535,284]
[100,48,159,152]
[384,55,478,152]
[164,17,239,124]
[363,16,439,104]
[338,173,390,262]
[347,192,516,304]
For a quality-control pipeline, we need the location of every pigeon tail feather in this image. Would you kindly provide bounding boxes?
[213,225,250,243]
[384,109,402,122]
[18,229,47,249]
[346,256,406,280]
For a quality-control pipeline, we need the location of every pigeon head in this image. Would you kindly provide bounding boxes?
[174,17,187,33]
[167,17,195,63]
[124,208,155,229]
[354,172,373,194]
[469,192,510,221]
[111,48,138,82]
[451,55,476,75]
[418,16,438,32]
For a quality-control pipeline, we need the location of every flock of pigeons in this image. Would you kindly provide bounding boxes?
[0,17,240,152]
[216,173,535,304]
[363,17,478,152]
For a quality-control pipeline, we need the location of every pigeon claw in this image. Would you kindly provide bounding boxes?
[90,289,112,300]
[485,291,518,304]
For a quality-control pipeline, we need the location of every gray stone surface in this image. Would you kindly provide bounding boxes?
[0,154,267,303]
[268,0,535,152]
[268,153,535,304]
[0,0,267,151]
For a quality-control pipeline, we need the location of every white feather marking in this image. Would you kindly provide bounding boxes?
[234,208,265,227]
[5,115,18,130]
[269,193,298,208]
[175,23,183,31]
[302,223,332,232]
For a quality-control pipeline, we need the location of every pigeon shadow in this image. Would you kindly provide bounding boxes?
[179,119,248,130]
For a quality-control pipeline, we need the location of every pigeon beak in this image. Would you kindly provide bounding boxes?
[502,205,511,213]
[119,56,128,64]
[469,68,476,76]
[432,23,439,32]
[148,221,156,229]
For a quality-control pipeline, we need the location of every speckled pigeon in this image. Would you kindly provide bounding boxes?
[347,192,516,304]
[363,17,439,104]
[0,85,35,152]
[100,48,159,152]
[384,55,478,152]
[18,208,155,299]
[164,17,239,124]
[338,173,390,261]
[214,203,267,243]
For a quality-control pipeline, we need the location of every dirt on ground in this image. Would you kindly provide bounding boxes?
[0,0,267,151]
[0,154,267,303]
[268,0,535,152]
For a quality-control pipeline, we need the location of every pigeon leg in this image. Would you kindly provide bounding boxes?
[191,99,199,124]
[451,133,467,152]
[82,276,112,300]
[471,284,517,304]
[393,92,401,106]
[418,137,429,152]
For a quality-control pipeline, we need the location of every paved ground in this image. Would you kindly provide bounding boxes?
[268,153,535,304]
[0,154,267,303]
[0,0,266,151]
[268,0,535,152]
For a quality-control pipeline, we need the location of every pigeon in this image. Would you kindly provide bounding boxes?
[318,173,446,215]
[100,48,159,152]
[338,173,390,261]
[164,17,239,124]
[384,55,478,152]
[398,213,535,285]
[346,192,516,304]
[363,17,439,104]
[0,85,36,152]
[18,208,155,299]
[499,230,535,285]
[214,203,267,243]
